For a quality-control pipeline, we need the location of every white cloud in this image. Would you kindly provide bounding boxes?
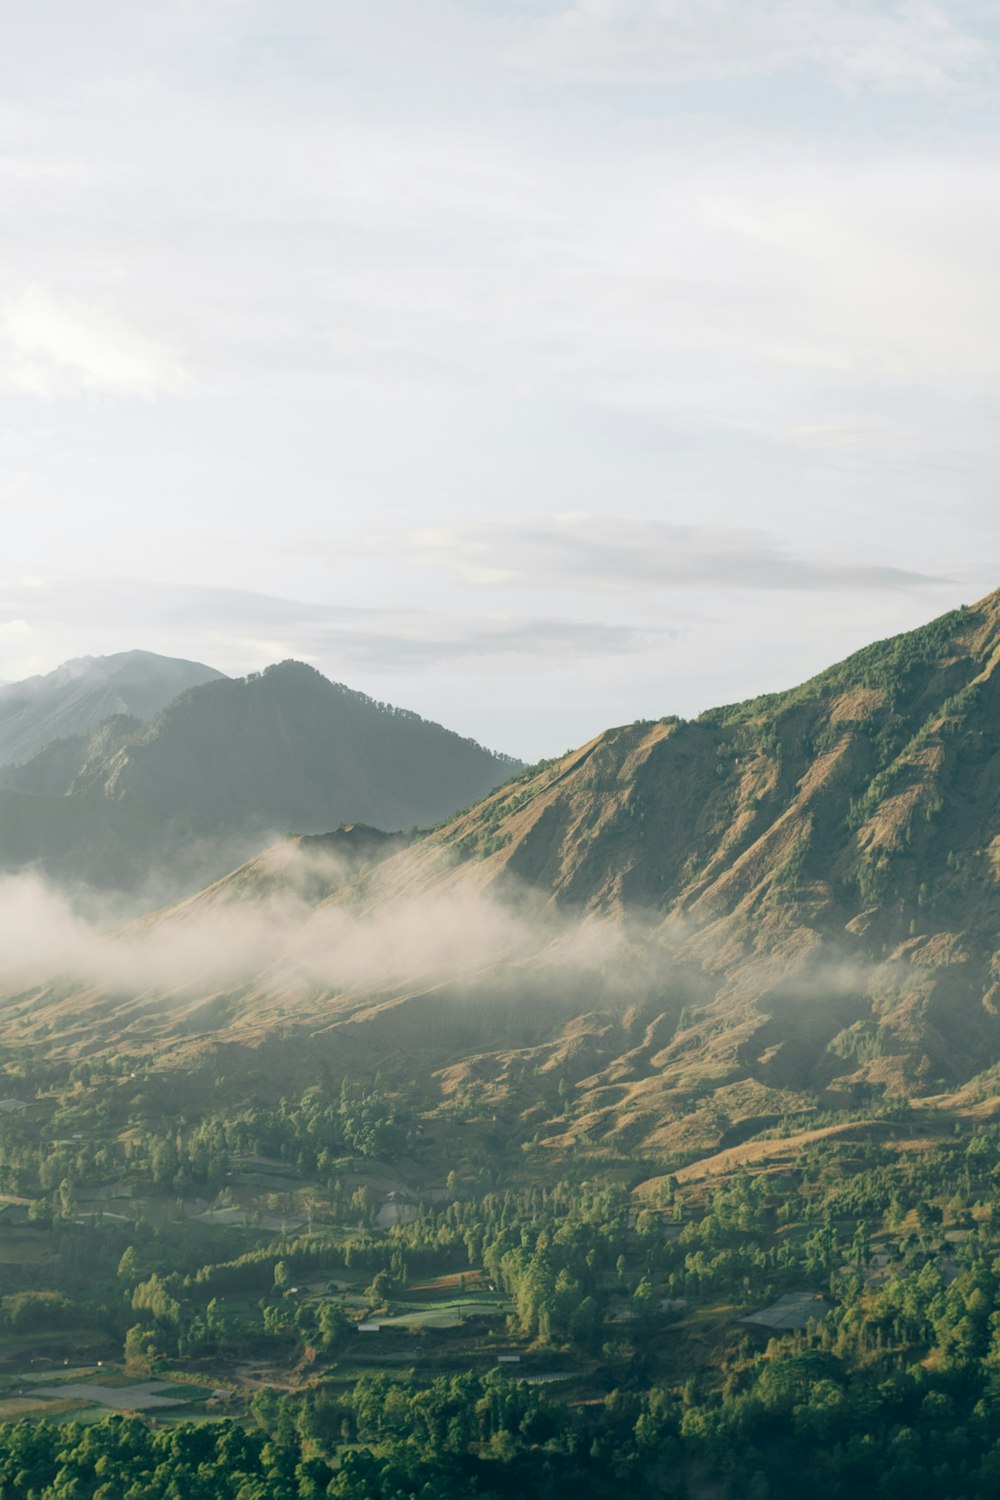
[505,0,989,96]
[0,575,660,682]
[403,516,946,591]
[0,1,997,756]
[2,285,187,397]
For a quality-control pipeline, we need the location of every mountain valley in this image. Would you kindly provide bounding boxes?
[2,590,999,1165]
[1,596,999,1500]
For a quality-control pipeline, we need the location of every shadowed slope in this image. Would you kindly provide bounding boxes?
[0,650,225,767]
[0,661,521,896]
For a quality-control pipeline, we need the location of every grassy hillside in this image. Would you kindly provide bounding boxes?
[1,591,998,1162]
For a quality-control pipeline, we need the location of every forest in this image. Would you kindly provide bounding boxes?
[0,1055,998,1498]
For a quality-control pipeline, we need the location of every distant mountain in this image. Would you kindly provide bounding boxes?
[0,660,521,897]
[4,591,999,1168]
[0,650,225,767]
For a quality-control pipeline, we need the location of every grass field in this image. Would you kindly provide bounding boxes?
[373,1297,513,1329]
[0,1396,78,1418]
[33,1381,185,1411]
[0,1228,53,1264]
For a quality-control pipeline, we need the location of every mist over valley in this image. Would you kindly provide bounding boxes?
[4,3,1000,1490]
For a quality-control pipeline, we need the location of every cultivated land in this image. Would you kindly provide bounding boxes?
[0,1048,997,1498]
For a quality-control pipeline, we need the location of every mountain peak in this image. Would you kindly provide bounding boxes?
[1,594,998,1161]
[0,650,226,767]
[0,657,521,899]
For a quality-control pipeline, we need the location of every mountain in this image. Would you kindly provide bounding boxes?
[0,660,521,898]
[0,650,225,767]
[2,590,999,1165]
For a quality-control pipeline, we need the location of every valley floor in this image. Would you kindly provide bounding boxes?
[0,1056,999,1497]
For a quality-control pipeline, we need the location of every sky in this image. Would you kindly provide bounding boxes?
[2,0,1000,760]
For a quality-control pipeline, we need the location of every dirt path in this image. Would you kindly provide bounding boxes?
[637,1118,902,1191]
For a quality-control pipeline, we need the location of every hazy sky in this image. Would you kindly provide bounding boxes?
[3,0,1000,758]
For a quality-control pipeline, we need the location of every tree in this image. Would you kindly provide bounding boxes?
[365,1270,394,1306]
[117,1246,141,1283]
[917,1200,943,1232]
[318,1301,350,1349]
[58,1178,76,1220]
[123,1323,156,1372]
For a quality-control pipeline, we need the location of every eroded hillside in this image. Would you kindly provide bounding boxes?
[2,591,999,1165]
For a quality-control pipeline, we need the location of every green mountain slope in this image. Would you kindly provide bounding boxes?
[0,660,521,896]
[2,591,998,1162]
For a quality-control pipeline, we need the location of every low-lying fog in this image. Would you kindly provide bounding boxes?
[0,848,631,1002]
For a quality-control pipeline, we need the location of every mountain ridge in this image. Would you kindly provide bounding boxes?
[0,649,225,767]
[0,659,521,898]
[2,590,998,1165]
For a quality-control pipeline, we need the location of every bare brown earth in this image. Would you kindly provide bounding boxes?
[635,1119,909,1191]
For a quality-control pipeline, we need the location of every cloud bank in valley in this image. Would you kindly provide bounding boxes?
[0,855,631,1012]
[0,843,934,1069]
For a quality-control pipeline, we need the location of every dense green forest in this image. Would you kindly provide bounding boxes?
[0,1057,999,1498]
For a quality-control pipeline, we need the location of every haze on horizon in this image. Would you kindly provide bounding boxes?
[3,0,1000,759]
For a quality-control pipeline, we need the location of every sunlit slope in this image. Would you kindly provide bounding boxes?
[385,586,1000,927]
[348,586,999,1118]
[2,590,999,1155]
